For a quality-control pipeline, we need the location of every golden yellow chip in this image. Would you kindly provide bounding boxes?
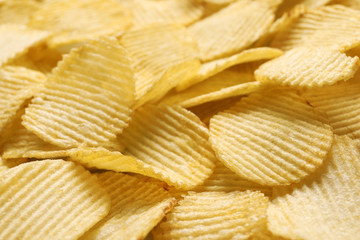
[271,5,360,51]
[177,47,283,91]
[0,0,40,25]
[255,46,360,88]
[0,24,49,67]
[303,78,360,140]
[120,23,200,107]
[80,171,176,240]
[152,191,269,239]
[331,0,360,10]
[22,37,135,148]
[276,0,330,17]
[28,0,132,48]
[188,0,274,62]
[0,157,28,173]
[0,159,110,240]
[209,89,334,186]
[267,135,360,240]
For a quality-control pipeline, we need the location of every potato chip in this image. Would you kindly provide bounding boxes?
[0,157,27,173]
[303,78,360,140]
[188,0,275,62]
[177,47,283,91]
[120,24,200,107]
[267,136,360,240]
[28,0,132,48]
[129,0,204,27]
[80,171,176,240]
[330,0,360,10]
[255,46,360,88]
[152,191,269,239]
[0,24,49,67]
[209,89,334,186]
[0,0,40,24]
[271,5,360,51]
[0,159,110,240]
[276,0,330,17]
[22,37,135,148]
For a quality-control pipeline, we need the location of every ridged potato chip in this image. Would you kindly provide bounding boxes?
[177,47,283,91]
[188,0,275,62]
[81,172,176,240]
[22,37,135,148]
[209,89,334,186]
[331,0,360,9]
[255,46,360,88]
[0,0,40,24]
[152,191,269,240]
[0,159,110,240]
[28,0,132,48]
[268,136,360,240]
[0,24,48,67]
[120,23,200,107]
[271,5,360,51]
[276,0,331,17]
[0,157,27,173]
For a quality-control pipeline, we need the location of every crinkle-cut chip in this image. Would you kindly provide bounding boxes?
[28,0,132,48]
[0,159,110,240]
[209,89,334,186]
[193,160,272,195]
[162,70,264,108]
[188,0,274,62]
[268,135,360,240]
[276,0,331,17]
[128,0,204,27]
[0,24,49,67]
[177,47,283,91]
[0,157,28,174]
[22,37,135,149]
[330,0,360,10]
[152,191,269,240]
[303,78,360,140]
[80,172,176,240]
[255,46,360,88]
[120,24,200,107]
[271,5,360,51]
[0,66,46,134]
[0,0,40,24]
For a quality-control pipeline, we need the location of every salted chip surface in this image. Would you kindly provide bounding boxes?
[255,46,360,88]
[120,24,200,107]
[152,191,269,240]
[331,0,360,10]
[80,172,176,240]
[0,157,27,174]
[268,136,360,240]
[28,0,132,48]
[0,24,48,67]
[303,78,360,140]
[271,5,360,51]
[0,159,110,240]
[188,0,274,62]
[209,89,334,186]
[0,0,40,24]
[22,37,135,148]
[177,47,283,90]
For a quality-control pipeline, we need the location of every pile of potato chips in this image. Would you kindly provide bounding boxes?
[1,0,360,239]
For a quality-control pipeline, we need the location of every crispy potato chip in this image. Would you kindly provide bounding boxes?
[209,89,334,186]
[303,78,360,140]
[0,159,110,240]
[0,24,49,67]
[152,191,269,239]
[80,172,176,240]
[120,24,200,107]
[188,0,274,62]
[255,46,360,88]
[0,157,28,173]
[268,136,360,240]
[0,66,46,135]
[0,0,40,24]
[330,0,360,10]
[177,47,283,91]
[28,0,132,48]
[276,0,330,17]
[22,37,135,148]
[271,5,360,51]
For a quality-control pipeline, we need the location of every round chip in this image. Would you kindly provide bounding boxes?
[209,89,334,186]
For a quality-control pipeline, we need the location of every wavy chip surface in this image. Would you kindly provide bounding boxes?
[188,0,274,62]
[268,136,360,240]
[0,0,40,25]
[0,160,110,240]
[22,37,135,148]
[255,46,360,88]
[153,191,269,240]
[81,172,176,240]
[209,89,333,186]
